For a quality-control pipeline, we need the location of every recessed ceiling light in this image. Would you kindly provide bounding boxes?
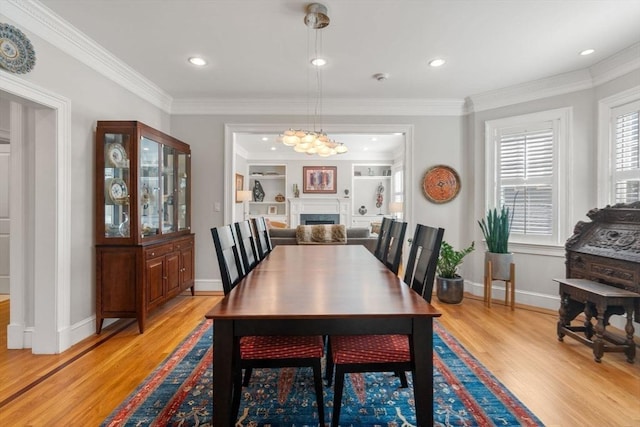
[311,57,326,66]
[371,137,378,142]
[270,146,277,151]
[580,49,595,56]
[188,57,207,66]
[261,137,269,141]
[429,58,446,67]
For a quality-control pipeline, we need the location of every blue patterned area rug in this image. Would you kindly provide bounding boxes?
[103,320,543,426]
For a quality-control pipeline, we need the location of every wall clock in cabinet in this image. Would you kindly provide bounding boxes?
[95,121,194,333]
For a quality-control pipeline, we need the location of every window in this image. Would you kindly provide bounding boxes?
[485,108,570,246]
[612,101,640,203]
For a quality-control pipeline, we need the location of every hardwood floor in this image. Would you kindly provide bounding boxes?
[0,294,638,426]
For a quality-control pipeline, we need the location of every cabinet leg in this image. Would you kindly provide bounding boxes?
[96,317,104,334]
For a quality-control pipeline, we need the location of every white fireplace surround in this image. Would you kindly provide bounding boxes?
[288,198,351,227]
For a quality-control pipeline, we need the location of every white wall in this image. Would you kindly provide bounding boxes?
[467,70,640,311]
[0,12,169,349]
[171,114,464,291]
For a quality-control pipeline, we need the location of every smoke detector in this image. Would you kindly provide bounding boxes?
[373,73,390,81]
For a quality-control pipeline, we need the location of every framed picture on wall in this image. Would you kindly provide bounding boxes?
[303,166,337,194]
[268,205,278,215]
[235,173,244,203]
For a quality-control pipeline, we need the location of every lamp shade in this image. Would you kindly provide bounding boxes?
[237,190,253,202]
[389,201,403,213]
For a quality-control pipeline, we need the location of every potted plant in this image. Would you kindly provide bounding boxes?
[478,204,514,281]
[436,240,475,304]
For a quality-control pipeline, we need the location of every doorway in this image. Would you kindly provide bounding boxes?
[0,74,72,354]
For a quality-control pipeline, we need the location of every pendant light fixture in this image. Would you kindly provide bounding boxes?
[281,3,348,157]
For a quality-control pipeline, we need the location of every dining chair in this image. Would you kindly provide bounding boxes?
[251,217,272,260]
[234,220,259,273]
[210,224,245,294]
[404,224,445,300]
[325,222,444,427]
[373,216,394,262]
[383,220,408,275]
[210,224,325,425]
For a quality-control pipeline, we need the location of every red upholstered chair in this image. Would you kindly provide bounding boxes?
[325,223,444,427]
[210,224,325,424]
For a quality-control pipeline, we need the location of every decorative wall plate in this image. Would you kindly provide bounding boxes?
[422,165,461,204]
[107,143,127,167]
[0,23,36,74]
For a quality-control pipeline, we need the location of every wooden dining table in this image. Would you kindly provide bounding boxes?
[205,244,441,426]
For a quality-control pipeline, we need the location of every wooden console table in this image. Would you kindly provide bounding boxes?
[554,278,639,363]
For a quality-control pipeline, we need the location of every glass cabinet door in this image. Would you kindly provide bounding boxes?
[177,152,190,231]
[162,145,177,234]
[103,133,131,239]
[140,136,160,238]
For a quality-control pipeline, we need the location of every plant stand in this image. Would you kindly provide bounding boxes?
[484,261,515,310]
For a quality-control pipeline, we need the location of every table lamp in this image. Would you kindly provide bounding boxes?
[389,201,403,219]
[237,190,253,219]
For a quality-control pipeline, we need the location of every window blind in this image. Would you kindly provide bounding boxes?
[615,110,640,203]
[498,129,554,236]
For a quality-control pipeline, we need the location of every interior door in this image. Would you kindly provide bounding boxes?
[0,144,9,294]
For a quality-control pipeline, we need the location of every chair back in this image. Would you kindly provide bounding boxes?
[211,225,244,295]
[234,220,259,273]
[259,217,273,252]
[403,224,445,300]
[251,217,271,259]
[374,217,394,261]
[384,221,408,275]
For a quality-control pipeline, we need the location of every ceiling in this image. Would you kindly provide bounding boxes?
[37,0,640,158]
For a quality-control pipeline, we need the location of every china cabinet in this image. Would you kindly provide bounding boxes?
[95,121,194,333]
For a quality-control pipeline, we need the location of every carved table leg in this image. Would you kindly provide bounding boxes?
[593,302,607,363]
[624,303,636,364]
[557,293,569,341]
[583,302,595,340]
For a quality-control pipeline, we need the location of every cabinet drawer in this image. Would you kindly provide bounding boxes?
[144,243,174,259]
[174,238,193,251]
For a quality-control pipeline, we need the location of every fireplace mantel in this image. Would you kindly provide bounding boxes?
[288,198,351,227]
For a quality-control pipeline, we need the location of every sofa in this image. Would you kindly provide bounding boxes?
[268,225,378,254]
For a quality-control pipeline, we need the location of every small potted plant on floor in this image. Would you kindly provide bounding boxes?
[436,240,475,304]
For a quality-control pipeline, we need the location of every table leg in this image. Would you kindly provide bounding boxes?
[412,317,434,426]
[624,303,636,363]
[594,302,606,363]
[213,320,234,426]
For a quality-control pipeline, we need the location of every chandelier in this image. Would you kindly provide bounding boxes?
[281,3,348,157]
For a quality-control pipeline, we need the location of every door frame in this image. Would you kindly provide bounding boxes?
[1,73,72,353]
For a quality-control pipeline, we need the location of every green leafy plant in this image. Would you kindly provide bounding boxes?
[478,205,513,253]
[436,240,475,279]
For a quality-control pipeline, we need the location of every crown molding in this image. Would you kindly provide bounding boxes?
[467,69,594,113]
[468,43,640,113]
[3,0,173,112]
[4,1,638,117]
[170,97,466,116]
[590,42,640,87]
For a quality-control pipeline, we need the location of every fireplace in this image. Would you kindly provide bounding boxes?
[300,214,340,225]
[288,198,350,227]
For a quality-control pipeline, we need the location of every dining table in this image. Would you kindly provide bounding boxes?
[205,244,441,426]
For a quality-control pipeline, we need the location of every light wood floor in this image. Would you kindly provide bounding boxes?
[0,294,638,426]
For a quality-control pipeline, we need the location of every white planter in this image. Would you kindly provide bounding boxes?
[485,252,514,281]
